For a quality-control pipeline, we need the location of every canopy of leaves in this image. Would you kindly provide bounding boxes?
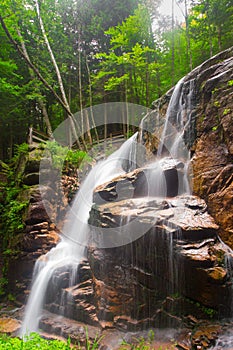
[0,0,232,160]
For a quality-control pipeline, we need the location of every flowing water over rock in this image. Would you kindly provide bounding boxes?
[20,50,233,347]
[20,134,140,335]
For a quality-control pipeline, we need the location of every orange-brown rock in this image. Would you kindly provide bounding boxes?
[0,317,21,334]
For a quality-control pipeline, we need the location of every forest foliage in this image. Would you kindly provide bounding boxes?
[0,0,232,160]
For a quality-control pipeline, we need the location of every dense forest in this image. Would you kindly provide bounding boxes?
[0,0,232,160]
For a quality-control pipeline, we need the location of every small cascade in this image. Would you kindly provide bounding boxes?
[20,241,82,335]
[121,132,139,172]
[219,238,233,315]
[155,77,196,196]
[20,134,140,336]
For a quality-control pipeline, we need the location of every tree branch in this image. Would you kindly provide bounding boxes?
[0,15,72,117]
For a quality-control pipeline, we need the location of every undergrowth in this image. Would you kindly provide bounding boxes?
[0,331,103,350]
[45,140,92,171]
[0,333,73,349]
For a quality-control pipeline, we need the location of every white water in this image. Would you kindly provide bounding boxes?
[20,133,139,336]
[21,77,196,336]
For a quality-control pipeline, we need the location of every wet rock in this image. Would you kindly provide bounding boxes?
[192,324,221,349]
[28,185,57,204]
[90,195,219,242]
[26,222,49,233]
[39,310,101,346]
[0,317,21,334]
[144,47,233,248]
[88,193,233,327]
[25,200,53,225]
[93,158,185,204]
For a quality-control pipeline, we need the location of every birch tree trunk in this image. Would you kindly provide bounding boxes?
[35,0,86,150]
[17,29,53,138]
[171,0,175,86]
[78,32,84,137]
[0,15,83,148]
[184,0,193,70]
[85,54,99,143]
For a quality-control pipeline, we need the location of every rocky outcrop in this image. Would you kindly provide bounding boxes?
[86,191,233,330]
[94,158,185,203]
[191,51,233,247]
[142,47,233,248]
[6,146,60,301]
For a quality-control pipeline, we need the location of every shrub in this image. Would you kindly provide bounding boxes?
[0,333,73,349]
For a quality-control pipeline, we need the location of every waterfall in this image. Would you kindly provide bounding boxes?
[21,76,196,336]
[156,78,196,195]
[20,134,139,336]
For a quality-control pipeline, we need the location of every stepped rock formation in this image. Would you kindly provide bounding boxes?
[39,48,233,335]
[86,185,232,330]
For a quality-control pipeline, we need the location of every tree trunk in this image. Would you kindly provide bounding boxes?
[0,15,83,149]
[78,32,84,137]
[184,0,192,70]
[85,54,99,143]
[85,109,92,145]
[171,0,175,85]
[35,0,69,112]
[35,1,86,149]
[17,28,53,137]
[217,26,222,51]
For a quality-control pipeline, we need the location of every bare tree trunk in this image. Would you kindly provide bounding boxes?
[85,54,99,143]
[217,26,222,51]
[85,110,92,145]
[35,0,69,112]
[17,29,53,137]
[39,100,53,137]
[78,32,84,137]
[35,1,87,149]
[171,0,175,86]
[184,0,192,70]
[0,15,84,149]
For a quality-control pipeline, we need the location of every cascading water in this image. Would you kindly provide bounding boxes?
[20,133,139,336]
[156,78,196,195]
[20,74,230,341]
[21,77,194,336]
[138,78,195,199]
